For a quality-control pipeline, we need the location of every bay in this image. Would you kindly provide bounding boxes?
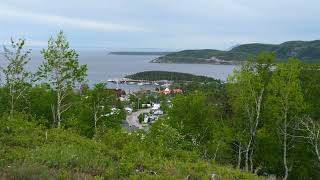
[0,49,237,89]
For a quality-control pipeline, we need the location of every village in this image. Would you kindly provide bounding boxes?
[111,83,184,131]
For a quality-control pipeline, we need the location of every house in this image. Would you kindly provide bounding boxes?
[144,115,149,123]
[160,87,171,95]
[125,107,133,114]
[152,103,161,110]
[173,89,183,94]
[153,110,164,115]
[113,89,126,98]
[159,88,183,95]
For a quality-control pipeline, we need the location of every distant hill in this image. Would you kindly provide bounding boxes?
[151,40,320,64]
[109,51,172,56]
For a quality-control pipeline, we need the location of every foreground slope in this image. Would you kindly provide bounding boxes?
[0,116,265,179]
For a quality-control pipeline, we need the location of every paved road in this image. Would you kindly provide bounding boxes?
[126,108,151,129]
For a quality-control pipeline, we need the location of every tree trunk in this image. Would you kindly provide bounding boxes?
[56,90,62,128]
[51,104,56,126]
[237,142,242,169]
[245,140,251,171]
[10,85,14,116]
[213,143,220,162]
[315,142,320,163]
[94,112,98,133]
[283,112,289,180]
[245,88,264,172]
[250,146,254,172]
[10,94,14,115]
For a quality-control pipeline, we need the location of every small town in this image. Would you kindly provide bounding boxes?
[110,81,184,131]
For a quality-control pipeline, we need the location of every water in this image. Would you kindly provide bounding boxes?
[0,49,237,90]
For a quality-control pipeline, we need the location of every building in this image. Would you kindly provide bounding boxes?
[159,88,183,95]
[125,107,133,114]
[173,89,183,94]
[152,103,161,110]
[153,110,164,115]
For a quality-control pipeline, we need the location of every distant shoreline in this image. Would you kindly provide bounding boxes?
[109,51,173,56]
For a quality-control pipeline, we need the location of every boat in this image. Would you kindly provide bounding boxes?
[137,82,144,86]
[154,82,159,86]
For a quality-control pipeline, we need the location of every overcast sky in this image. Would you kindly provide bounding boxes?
[0,0,319,50]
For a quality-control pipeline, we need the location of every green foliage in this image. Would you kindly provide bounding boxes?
[37,31,88,127]
[0,116,265,179]
[267,59,305,120]
[126,70,217,82]
[38,31,87,88]
[154,40,320,63]
[167,92,216,145]
[300,64,320,118]
[1,31,319,179]
[1,38,32,115]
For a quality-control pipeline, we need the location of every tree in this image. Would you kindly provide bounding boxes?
[227,53,274,172]
[1,38,32,115]
[87,83,117,133]
[267,59,305,180]
[299,64,320,164]
[300,117,320,163]
[166,92,217,156]
[38,31,87,127]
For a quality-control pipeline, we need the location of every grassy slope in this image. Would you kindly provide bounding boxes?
[153,40,320,63]
[0,116,266,179]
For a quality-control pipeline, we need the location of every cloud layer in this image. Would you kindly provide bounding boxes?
[0,0,319,49]
[0,6,145,32]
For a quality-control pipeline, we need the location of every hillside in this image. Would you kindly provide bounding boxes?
[0,116,265,179]
[151,40,320,64]
[109,51,172,55]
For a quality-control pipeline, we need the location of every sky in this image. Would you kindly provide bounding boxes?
[0,0,319,50]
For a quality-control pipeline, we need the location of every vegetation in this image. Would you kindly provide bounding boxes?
[125,71,218,82]
[164,53,320,179]
[0,32,266,179]
[0,115,265,179]
[153,40,320,64]
[1,32,320,179]
[109,51,172,55]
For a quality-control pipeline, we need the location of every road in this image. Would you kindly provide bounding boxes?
[126,108,151,129]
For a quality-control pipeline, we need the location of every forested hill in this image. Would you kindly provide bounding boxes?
[109,51,172,55]
[125,71,218,82]
[151,40,320,64]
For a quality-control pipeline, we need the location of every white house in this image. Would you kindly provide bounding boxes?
[125,107,133,114]
[153,110,164,115]
[152,103,161,110]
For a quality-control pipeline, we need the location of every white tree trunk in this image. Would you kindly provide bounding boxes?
[315,142,320,163]
[56,89,62,128]
[237,143,242,169]
[245,140,251,171]
[283,111,289,180]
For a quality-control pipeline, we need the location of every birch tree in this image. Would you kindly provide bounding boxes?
[299,117,320,163]
[38,31,87,127]
[1,38,32,115]
[228,53,274,172]
[267,59,305,180]
[87,83,114,133]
